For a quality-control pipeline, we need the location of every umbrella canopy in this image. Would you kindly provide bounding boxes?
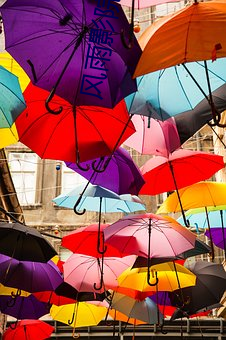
[0,222,57,262]
[117,262,196,293]
[169,261,226,316]
[0,51,30,92]
[108,309,147,325]
[128,59,226,121]
[132,239,211,268]
[205,228,226,250]
[0,294,50,320]
[1,0,141,108]
[63,254,136,293]
[157,181,226,214]
[33,290,77,306]
[3,320,54,340]
[62,223,123,258]
[52,184,145,214]
[178,208,226,229]
[0,124,19,149]
[135,0,226,75]
[104,213,196,258]
[0,65,26,128]
[123,115,181,157]
[139,149,224,195]
[65,147,145,195]
[111,292,163,324]
[50,302,107,328]
[0,255,63,293]
[0,284,30,298]
[15,83,135,164]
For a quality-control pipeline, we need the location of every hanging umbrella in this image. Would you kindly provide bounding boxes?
[1,0,141,109]
[128,59,226,121]
[0,124,19,149]
[169,260,226,317]
[3,320,54,340]
[205,228,226,251]
[157,182,226,215]
[15,83,135,164]
[0,222,57,262]
[52,183,145,213]
[0,65,26,128]
[33,290,77,307]
[111,292,163,324]
[139,149,224,195]
[54,281,108,302]
[0,255,63,293]
[62,223,124,258]
[117,262,196,293]
[132,239,211,268]
[50,302,107,328]
[65,147,145,195]
[0,294,50,320]
[104,213,196,259]
[63,254,136,293]
[0,51,30,91]
[134,1,226,126]
[123,115,181,157]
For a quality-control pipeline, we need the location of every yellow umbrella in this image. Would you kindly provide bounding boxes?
[157,181,226,214]
[0,123,19,148]
[0,283,30,297]
[0,51,30,91]
[50,302,107,328]
[117,262,196,293]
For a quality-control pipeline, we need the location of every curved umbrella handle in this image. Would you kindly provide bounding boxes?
[9,320,18,329]
[93,275,104,291]
[68,312,75,325]
[147,269,159,287]
[92,157,111,173]
[73,196,86,215]
[160,324,168,335]
[76,162,90,172]
[7,289,21,307]
[45,89,63,115]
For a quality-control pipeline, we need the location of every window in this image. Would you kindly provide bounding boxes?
[8,152,37,205]
[61,162,87,194]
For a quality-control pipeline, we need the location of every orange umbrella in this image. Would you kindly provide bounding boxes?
[135,0,226,76]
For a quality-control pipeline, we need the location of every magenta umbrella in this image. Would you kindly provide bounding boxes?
[63,254,136,293]
[123,115,181,157]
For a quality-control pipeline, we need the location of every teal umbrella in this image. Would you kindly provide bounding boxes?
[0,65,26,128]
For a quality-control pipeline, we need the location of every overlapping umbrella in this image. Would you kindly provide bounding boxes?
[1,0,141,109]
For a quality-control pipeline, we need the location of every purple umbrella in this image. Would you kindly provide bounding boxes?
[205,227,226,252]
[65,147,145,195]
[0,255,63,293]
[1,0,141,109]
[0,295,50,320]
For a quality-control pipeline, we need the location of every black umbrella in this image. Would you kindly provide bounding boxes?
[132,239,211,268]
[169,260,226,318]
[0,222,57,262]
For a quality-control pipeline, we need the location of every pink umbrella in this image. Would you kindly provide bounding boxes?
[63,254,136,293]
[104,213,196,286]
[120,0,181,8]
[123,115,181,157]
[104,213,196,259]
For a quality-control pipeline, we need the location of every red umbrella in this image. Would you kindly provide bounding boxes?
[139,149,224,195]
[15,83,135,164]
[3,320,54,340]
[62,223,124,258]
[33,290,77,306]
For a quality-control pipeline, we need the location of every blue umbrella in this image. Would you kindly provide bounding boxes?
[52,184,145,214]
[0,65,26,128]
[125,59,226,122]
